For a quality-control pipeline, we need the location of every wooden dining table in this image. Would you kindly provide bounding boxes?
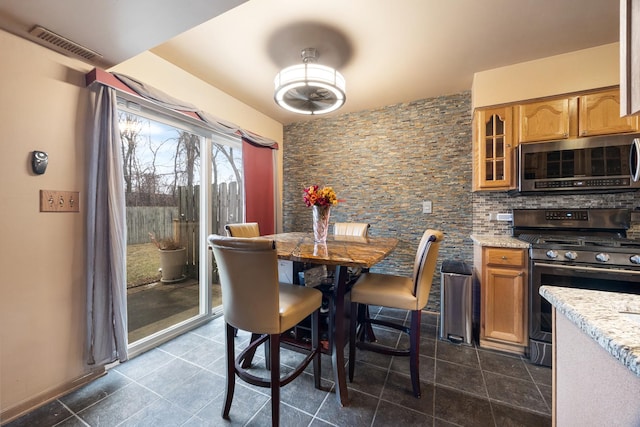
[263,232,399,406]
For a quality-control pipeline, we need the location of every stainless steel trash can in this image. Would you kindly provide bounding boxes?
[440,260,473,345]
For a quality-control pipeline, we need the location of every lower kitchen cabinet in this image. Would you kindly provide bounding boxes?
[474,245,528,355]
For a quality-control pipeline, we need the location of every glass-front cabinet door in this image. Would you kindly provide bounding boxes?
[473,106,514,191]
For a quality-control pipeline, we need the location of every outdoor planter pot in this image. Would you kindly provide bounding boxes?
[158,247,186,283]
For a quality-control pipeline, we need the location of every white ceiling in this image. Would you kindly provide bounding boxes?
[0,0,621,125]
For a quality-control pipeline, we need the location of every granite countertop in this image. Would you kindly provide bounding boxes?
[470,234,530,249]
[540,286,640,377]
[262,232,399,268]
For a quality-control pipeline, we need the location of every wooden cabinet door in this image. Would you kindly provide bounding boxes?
[518,98,571,142]
[579,89,640,137]
[473,107,514,191]
[621,0,640,116]
[482,266,526,344]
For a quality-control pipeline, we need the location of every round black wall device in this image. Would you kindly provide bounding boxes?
[32,150,48,175]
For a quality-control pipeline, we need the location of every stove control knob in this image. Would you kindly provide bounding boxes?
[545,250,559,259]
[630,255,640,265]
[564,251,578,260]
[595,253,610,263]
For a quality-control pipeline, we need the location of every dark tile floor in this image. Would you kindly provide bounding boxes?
[5,308,552,427]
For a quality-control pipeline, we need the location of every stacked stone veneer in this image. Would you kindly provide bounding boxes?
[283,91,473,312]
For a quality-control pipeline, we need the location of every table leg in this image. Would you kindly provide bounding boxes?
[331,265,349,406]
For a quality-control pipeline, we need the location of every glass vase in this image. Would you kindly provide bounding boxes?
[312,204,331,243]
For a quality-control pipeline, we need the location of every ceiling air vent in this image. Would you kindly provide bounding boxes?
[28,25,102,61]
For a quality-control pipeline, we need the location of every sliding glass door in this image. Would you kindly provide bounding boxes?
[117,97,242,349]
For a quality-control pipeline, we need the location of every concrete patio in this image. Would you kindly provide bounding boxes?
[127,278,222,343]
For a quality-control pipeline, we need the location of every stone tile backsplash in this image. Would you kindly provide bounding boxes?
[473,191,640,237]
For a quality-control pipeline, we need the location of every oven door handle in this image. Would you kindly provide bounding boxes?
[534,262,640,275]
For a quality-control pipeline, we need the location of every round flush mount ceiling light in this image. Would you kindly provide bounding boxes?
[274,48,346,115]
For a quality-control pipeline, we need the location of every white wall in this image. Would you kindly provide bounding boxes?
[472,43,619,109]
[0,29,96,419]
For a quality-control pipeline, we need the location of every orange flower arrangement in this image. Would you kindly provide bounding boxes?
[303,185,340,207]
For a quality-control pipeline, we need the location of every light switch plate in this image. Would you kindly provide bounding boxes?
[422,200,432,214]
[40,190,80,212]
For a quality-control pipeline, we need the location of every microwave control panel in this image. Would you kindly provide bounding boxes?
[534,178,631,190]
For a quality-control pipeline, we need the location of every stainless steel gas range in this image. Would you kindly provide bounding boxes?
[513,208,640,366]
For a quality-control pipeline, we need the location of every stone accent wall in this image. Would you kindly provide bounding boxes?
[283,91,473,312]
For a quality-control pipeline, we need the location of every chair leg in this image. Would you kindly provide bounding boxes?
[269,333,280,427]
[364,306,377,342]
[264,335,271,369]
[348,301,358,382]
[409,310,422,398]
[241,333,262,369]
[222,322,236,419]
[358,304,370,343]
[312,310,321,389]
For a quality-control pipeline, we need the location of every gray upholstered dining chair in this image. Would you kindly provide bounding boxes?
[222,222,261,336]
[348,229,443,398]
[333,222,370,237]
[224,222,260,237]
[208,235,322,426]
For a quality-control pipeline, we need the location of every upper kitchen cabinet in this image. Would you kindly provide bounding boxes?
[518,88,638,144]
[473,87,639,193]
[579,89,639,136]
[473,106,515,191]
[517,97,575,143]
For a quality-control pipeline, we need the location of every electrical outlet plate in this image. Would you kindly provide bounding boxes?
[489,212,514,221]
[40,190,80,212]
[422,200,432,214]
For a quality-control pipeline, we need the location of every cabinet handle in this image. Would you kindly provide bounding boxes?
[501,256,507,260]
[518,272,524,277]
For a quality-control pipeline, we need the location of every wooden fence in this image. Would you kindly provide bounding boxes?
[126,182,243,277]
[126,207,179,245]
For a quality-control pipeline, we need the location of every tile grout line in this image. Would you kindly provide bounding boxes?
[52,400,90,427]
[467,338,495,425]
[522,357,553,414]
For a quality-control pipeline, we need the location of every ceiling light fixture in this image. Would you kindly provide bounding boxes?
[274,48,346,115]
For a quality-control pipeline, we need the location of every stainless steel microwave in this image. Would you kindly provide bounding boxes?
[516,134,640,194]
